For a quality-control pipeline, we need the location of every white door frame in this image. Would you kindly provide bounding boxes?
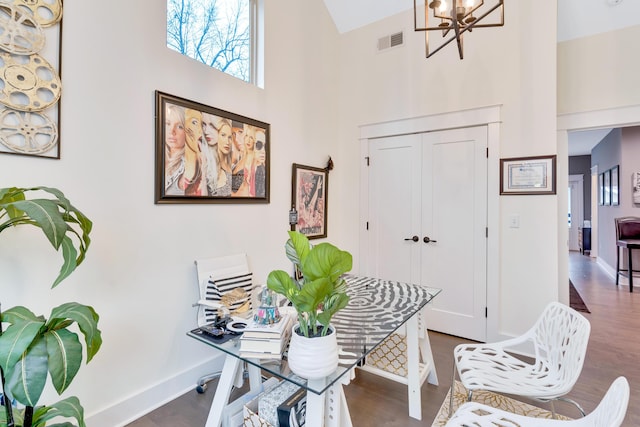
[590,165,598,258]
[568,174,584,251]
[558,104,640,282]
[359,105,501,341]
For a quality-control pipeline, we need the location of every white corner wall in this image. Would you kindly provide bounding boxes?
[0,1,345,425]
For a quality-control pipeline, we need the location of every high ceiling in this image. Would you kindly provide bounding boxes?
[321,0,640,156]
[322,0,640,41]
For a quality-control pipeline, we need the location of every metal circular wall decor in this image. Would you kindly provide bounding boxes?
[0,3,45,54]
[12,0,63,27]
[0,108,58,154]
[0,51,61,111]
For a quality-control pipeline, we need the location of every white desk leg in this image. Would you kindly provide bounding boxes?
[205,354,242,427]
[306,378,327,427]
[419,308,439,386]
[246,361,262,393]
[420,331,439,386]
[406,315,422,420]
[325,381,353,427]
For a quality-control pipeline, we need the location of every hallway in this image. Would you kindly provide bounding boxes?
[568,251,640,426]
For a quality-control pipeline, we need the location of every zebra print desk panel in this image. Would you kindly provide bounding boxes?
[334,275,441,365]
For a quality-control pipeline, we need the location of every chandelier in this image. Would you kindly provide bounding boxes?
[413,0,504,59]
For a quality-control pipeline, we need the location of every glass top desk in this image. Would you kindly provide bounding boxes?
[188,275,441,427]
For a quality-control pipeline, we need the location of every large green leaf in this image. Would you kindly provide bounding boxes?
[296,278,331,313]
[303,243,352,282]
[266,270,299,303]
[0,306,41,324]
[0,317,45,375]
[51,236,78,288]
[49,303,101,362]
[6,336,48,407]
[34,396,85,427]
[287,231,311,266]
[0,187,24,224]
[0,187,93,288]
[0,397,85,427]
[46,329,82,395]
[9,199,67,250]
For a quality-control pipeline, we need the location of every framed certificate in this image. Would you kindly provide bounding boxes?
[500,155,556,195]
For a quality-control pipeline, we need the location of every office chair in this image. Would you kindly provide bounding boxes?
[193,253,254,393]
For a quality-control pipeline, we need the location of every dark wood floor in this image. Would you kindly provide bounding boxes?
[127,252,638,426]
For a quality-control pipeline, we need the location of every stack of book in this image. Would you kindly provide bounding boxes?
[239,313,293,359]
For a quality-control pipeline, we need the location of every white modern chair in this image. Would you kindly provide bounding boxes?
[193,253,254,393]
[445,376,629,427]
[451,301,591,418]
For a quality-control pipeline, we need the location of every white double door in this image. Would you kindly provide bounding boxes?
[365,126,488,341]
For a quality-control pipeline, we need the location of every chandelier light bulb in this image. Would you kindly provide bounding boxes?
[414,0,504,59]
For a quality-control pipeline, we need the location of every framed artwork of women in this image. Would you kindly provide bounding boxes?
[291,163,328,239]
[155,91,270,204]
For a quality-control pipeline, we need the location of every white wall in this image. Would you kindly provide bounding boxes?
[558,26,640,115]
[336,1,559,339]
[0,1,344,425]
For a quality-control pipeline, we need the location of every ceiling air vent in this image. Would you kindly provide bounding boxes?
[377,31,404,52]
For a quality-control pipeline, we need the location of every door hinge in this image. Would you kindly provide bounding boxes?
[485,307,488,318]
[366,221,369,230]
[486,147,489,158]
[365,156,370,166]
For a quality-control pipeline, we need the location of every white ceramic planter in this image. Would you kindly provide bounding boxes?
[287,323,339,380]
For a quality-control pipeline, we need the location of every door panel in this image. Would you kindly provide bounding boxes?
[421,127,487,341]
[367,127,488,341]
[367,134,422,283]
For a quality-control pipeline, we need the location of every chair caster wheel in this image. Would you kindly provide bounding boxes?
[196,384,206,394]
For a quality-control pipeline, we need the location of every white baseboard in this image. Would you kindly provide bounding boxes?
[85,353,224,427]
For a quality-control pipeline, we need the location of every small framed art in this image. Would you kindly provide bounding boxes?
[155,91,270,204]
[598,173,604,206]
[604,169,611,206]
[611,165,619,206]
[291,163,328,239]
[500,155,556,195]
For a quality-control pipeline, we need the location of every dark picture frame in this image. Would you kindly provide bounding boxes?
[598,172,604,206]
[611,165,619,206]
[500,155,556,195]
[155,91,270,204]
[291,163,328,239]
[604,169,611,206]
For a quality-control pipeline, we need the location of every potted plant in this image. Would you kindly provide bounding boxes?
[267,231,352,379]
[0,187,101,427]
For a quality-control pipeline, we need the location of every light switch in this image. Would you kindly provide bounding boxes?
[509,215,520,228]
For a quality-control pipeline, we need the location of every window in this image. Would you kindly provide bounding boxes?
[167,0,259,84]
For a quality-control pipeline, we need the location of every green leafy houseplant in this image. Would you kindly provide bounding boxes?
[267,231,353,338]
[0,187,101,427]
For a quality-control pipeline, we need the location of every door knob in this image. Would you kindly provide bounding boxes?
[423,236,437,243]
[404,236,419,242]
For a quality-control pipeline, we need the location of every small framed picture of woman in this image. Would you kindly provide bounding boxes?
[291,163,328,239]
